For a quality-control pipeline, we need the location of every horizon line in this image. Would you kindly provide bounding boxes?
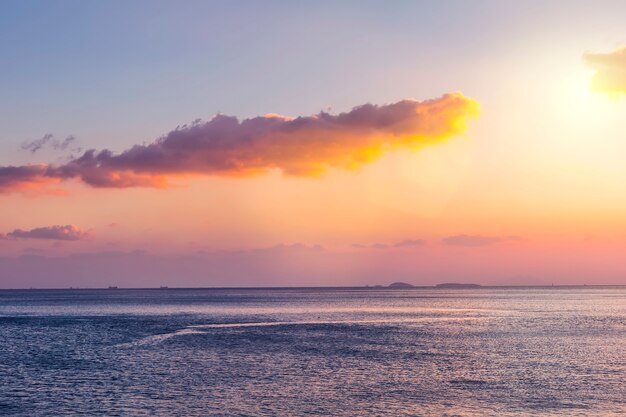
[2,284,625,291]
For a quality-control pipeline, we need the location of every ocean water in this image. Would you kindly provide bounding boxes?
[0,287,624,416]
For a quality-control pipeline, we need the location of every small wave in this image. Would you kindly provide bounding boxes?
[117,316,477,348]
[189,316,475,330]
[115,328,206,348]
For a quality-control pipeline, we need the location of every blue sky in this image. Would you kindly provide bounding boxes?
[2,0,623,165]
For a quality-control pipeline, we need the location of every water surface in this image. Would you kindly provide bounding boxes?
[1,287,624,416]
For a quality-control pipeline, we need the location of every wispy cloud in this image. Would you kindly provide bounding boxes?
[21,134,79,154]
[441,234,520,247]
[2,225,89,241]
[0,93,479,193]
[353,239,425,249]
[583,46,626,94]
[250,243,324,254]
[393,239,425,248]
[371,243,389,249]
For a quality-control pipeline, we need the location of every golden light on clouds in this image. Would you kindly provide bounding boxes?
[584,47,626,96]
[0,93,479,193]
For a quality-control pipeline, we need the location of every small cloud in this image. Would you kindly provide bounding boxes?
[21,134,79,154]
[54,135,77,151]
[353,239,425,249]
[4,225,89,241]
[263,243,324,253]
[583,46,626,94]
[441,234,520,247]
[21,134,54,154]
[393,239,425,248]
[371,243,389,249]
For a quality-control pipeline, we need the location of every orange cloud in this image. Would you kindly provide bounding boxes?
[584,47,626,94]
[0,165,63,193]
[0,93,479,193]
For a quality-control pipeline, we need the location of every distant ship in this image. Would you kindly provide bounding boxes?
[107,286,118,289]
[159,286,169,289]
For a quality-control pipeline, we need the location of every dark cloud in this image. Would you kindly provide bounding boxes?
[0,93,479,193]
[21,134,78,154]
[0,165,53,191]
[4,225,88,241]
[441,234,520,247]
[583,47,626,94]
[21,134,54,154]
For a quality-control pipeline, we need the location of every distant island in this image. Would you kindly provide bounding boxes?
[388,282,415,288]
[383,282,482,289]
[435,283,482,288]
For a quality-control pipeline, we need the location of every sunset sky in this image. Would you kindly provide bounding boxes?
[2,1,626,287]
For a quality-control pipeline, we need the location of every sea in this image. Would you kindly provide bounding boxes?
[0,287,624,416]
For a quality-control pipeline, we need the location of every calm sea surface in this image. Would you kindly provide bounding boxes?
[0,287,624,416]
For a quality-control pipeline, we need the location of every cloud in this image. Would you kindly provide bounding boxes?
[21,134,54,154]
[584,47,626,94]
[0,165,60,193]
[353,239,425,249]
[0,93,479,193]
[393,239,425,248]
[252,243,324,253]
[441,234,520,247]
[371,243,389,249]
[3,225,88,241]
[21,134,78,154]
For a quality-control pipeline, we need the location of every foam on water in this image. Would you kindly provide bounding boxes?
[118,316,479,348]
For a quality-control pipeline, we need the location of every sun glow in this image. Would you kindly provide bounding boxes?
[559,69,614,121]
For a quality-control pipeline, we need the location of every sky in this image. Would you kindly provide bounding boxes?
[2,0,626,288]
